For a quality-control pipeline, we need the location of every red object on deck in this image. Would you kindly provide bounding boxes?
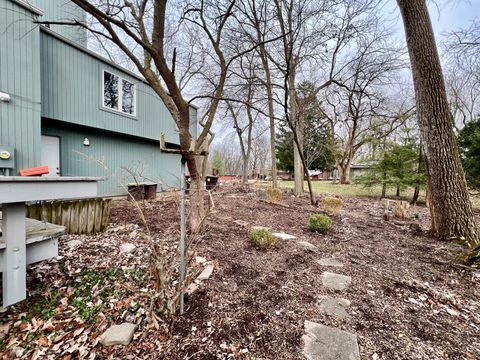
[19,166,49,176]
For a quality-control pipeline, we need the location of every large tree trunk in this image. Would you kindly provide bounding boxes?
[397,0,479,248]
[261,53,278,188]
[337,162,351,184]
[289,69,304,195]
[242,155,249,185]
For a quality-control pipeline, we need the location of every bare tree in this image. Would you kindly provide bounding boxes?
[234,0,280,188]
[321,26,413,183]
[397,0,479,248]
[46,0,284,233]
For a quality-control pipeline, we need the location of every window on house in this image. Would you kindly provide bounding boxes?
[103,70,136,116]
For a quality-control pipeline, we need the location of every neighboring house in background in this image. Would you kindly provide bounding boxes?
[0,0,197,196]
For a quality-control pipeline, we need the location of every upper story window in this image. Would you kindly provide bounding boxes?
[103,70,136,116]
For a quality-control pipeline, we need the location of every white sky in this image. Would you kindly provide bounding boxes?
[385,0,479,40]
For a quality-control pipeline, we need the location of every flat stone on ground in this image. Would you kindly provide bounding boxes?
[302,320,360,360]
[319,296,351,319]
[195,256,207,264]
[99,323,136,346]
[317,258,344,267]
[197,264,214,281]
[120,243,136,254]
[234,220,249,227]
[272,232,296,240]
[298,241,318,252]
[321,272,352,291]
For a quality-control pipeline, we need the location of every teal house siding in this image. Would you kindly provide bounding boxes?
[0,0,42,173]
[42,121,181,196]
[1,0,197,196]
[31,0,87,46]
[40,28,180,145]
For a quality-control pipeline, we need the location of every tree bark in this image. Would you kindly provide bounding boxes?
[289,69,304,195]
[337,162,351,184]
[411,143,423,205]
[397,0,479,247]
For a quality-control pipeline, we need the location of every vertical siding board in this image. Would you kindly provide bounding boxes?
[0,0,41,173]
[39,30,182,144]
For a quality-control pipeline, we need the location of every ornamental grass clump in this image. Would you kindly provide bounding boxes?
[308,214,333,234]
[321,197,343,215]
[249,227,276,248]
[266,187,283,203]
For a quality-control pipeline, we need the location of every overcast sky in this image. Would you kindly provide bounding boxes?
[385,0,479,40]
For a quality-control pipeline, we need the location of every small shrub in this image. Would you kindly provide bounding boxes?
[309,214,333,233]
[321,197,343,215]
[266,187,283,203]
[249,227,276,248]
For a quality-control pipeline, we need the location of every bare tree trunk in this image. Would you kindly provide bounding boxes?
[398,0,479,247]
[266,76,278,188]
[258,46,278,188]
[289,69,304,195]
[337,162,351,184]
[411,143,423,205]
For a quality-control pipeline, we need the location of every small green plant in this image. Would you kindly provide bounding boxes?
[321,197,343,215]
[266,187,283,203]
[249,227,276,248]
[308,214,333,233]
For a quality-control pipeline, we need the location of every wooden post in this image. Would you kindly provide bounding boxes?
[86,200,95,234]
[2,202,26,307]
[94,199,103,233]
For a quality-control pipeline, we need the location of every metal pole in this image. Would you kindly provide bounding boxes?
[179,155,186,315]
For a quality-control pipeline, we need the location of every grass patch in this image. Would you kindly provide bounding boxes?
[278,181,426,200]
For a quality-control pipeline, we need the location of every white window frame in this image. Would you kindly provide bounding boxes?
[102,69,137,117]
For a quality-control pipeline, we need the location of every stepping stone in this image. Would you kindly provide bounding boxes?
[272,232,296,240]
[317,258,343,267]
[197,264,214,281]
[195,256,207,264]
[120,243,136,254]
[319,296,351,319]
[99,323,136,346]
[321,272,352,291]
[234,220,249,227]
[302,320,360,360]
[298,241,318,252]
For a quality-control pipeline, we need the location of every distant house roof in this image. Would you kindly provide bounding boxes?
[350,163,373,169]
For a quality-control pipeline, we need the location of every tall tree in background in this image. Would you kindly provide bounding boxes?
[397,0,479,248]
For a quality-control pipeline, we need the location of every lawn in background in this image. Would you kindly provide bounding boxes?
[277,180,423,200]
[275,180,480,209]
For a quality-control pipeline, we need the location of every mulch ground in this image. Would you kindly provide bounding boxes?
[1,184,479,359]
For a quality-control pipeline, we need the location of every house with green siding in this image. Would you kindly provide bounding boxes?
[0,0,196,196]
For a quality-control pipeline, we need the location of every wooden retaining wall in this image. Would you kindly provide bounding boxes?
[26,198,112,234]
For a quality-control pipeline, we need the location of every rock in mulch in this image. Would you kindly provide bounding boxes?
[317,258,343,267]
[272,232,296,240]
[120,243,136,254]
[99,323,136,346]
[197,264,214,281]
[319,296,351,319]
[195,256,207,264]
[321,272,352,291]
[302,320,360,360]
[297,240,318,252]
[234,220,249,227]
